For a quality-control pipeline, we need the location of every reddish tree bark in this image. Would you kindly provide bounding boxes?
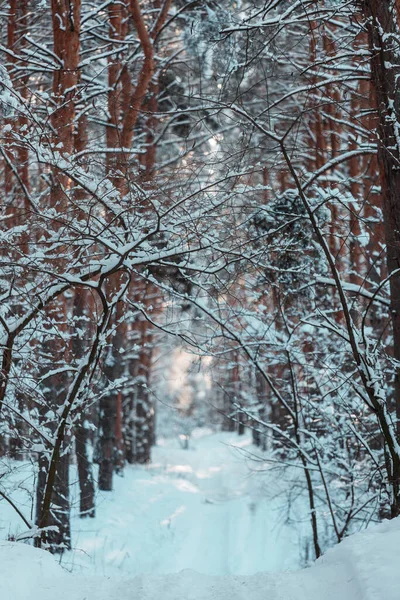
[99,0,172,478]
[362,1,400,454]
[36,0,82,552]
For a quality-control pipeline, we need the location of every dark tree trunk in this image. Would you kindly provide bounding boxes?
[221,382,236,432]
[363,2,400,465]
[221,352,240,432]
[34,0,82,551]
[115,391,125,472]
[237,411,246,435]
[35,324,72,553]
[125,355,139,465]
[253,371,267,450]
[133,322,154,464]
[124,309,154,465]
[72,290,96,517]
[36,449,71,553]
[98,304,124,490]
[134,399,151,464]
[75,421,95,518]
[98,392,117,491]
[134,374,152,464]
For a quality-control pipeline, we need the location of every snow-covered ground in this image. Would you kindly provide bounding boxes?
[1,429,400,598]
[1,430,308,577]
[68,430,305,576]
[1,517,400,599]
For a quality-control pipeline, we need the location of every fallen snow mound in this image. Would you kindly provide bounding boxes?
[1,518,399,600]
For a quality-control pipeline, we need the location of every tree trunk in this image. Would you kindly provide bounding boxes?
[75,420,95,518]
[132,319,154,464]
[362,1,400,454]
[72,290,95,517]
[98,298,125,490]
[253,370,267,450]
[36,449,71,553]
[98,396,117,491]
[35,0,81,550]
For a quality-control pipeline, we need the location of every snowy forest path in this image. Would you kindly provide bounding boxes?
[66,431,300,577]
[1,429,392,600]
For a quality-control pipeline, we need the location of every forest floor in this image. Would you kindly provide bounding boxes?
[0,430,305,577]
[1,430,400,598]
[1,505,400,599]
[66,429,305,577]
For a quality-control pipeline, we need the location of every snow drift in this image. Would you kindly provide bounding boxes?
[1,517,399,600]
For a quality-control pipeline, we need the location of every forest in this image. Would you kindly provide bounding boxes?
[1,0,400,597]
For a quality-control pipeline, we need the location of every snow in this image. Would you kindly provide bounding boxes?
[1,516,400,599]
[2,431,400,599]
[67,431,302,576]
